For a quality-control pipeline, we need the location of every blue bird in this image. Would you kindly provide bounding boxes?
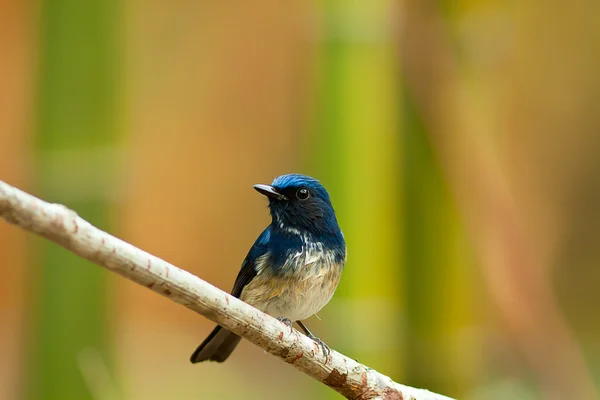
[190,173,346,363]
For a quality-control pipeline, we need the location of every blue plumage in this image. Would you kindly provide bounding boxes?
[190,173,346,363]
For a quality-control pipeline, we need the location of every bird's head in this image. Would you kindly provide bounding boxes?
[254,174,341,237]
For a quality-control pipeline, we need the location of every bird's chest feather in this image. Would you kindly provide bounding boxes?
[240,237,344,321]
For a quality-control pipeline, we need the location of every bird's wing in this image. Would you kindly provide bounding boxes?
[230,227,271,298]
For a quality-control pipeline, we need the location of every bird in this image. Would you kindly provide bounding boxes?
[190,173,346,363]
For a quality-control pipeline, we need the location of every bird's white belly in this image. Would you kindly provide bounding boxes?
[261,269,339,321]
[240,251,343,322]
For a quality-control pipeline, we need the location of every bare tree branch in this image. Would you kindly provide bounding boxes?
[0,180,452,400]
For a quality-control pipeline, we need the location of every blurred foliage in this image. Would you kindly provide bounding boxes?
[0,0,599,399]
[27,0,121,399]
[402,91,476,397]
[311,0,404,376]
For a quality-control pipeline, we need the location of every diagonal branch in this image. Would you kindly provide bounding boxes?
[0,180,452,400]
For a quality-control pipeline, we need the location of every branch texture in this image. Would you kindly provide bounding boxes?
[0,180,452,400]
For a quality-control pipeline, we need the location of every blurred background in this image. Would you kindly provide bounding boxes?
[1,0,600,399]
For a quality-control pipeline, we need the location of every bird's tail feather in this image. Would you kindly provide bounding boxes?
[190,326,242,363]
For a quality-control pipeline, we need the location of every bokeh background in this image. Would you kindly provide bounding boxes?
[1,1,600,399]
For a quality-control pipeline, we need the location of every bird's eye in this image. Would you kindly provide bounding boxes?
[296,187,310,200]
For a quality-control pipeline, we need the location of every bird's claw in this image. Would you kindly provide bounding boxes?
[308,335,330,361]
[277,316,294,334]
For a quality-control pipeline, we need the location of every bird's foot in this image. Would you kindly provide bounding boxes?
[307,333,330,361]
[276,316,294,334]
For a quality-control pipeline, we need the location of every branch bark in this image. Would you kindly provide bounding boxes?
[0,180,452,400]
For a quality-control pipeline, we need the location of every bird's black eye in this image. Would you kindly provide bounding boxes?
[296,187,310,200]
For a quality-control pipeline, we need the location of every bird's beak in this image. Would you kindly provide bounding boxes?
[253,184,288,201]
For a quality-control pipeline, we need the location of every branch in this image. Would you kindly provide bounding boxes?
[0,180,452,400]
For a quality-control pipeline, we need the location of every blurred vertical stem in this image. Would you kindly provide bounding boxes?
[309,0,404,391]
[402,92,476,397]
[28,0,121,399]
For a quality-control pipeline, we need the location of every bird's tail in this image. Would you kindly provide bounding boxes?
[190,325,242,363]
